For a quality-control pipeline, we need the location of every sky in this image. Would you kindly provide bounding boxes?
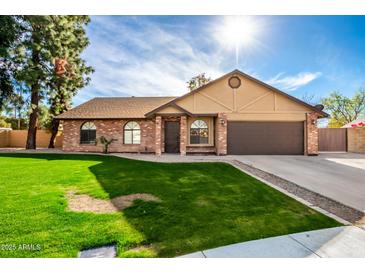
[74,15,365,107]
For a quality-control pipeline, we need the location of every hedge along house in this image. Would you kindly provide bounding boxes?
[57,70,328,155]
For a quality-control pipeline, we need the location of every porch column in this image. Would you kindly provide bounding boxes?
[306,112,318,156]
[216,113,227,155]
[155,115,162,156]
[180,116,187,156]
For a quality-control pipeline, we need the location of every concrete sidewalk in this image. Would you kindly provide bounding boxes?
[178,226,365,258]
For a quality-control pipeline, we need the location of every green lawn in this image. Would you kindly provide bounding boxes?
[0,153,340,258]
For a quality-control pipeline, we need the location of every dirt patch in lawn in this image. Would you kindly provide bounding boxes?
[66,191,161,213]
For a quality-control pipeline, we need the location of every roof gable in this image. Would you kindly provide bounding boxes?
[147,69,328,117]
[57,70,328,120]
[145,102,193,117]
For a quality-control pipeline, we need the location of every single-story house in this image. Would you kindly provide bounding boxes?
[57,69,328,155]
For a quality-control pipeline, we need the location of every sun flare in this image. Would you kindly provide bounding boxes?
[219,16,258,48]
[215,16,262,66]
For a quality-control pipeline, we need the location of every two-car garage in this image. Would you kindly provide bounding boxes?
[227,121,305,155]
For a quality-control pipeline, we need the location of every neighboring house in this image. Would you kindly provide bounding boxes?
[342,115,365,128]
[57,70,328,155]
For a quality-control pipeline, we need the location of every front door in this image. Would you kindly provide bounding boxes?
[164,121,180,153]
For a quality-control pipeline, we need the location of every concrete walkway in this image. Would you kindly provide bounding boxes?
[178,226,365,258]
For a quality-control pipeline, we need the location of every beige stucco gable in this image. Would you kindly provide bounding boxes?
[174,72,317,121]
[155,105,185,114]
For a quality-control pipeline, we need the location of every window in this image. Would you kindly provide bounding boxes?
[124,121,141,144]
[80,122,96,144]
[190,119,208,144]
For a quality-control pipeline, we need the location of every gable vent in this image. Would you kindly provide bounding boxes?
[228,76,241,89]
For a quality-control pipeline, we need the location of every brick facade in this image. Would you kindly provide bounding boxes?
[215,113,227,155]
[347,128,365,153]
[186,146,215,154]
[61,112,318,156]
[62,119,155,153]
[154,116,162,156]
[306,112,319,155]
[180,116,187,156]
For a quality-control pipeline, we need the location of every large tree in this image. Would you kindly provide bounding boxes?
[9,16,54,149]
[321,89,365,128]
[1,16,92,148]
[0,16,21,110]
[45,16,93,148]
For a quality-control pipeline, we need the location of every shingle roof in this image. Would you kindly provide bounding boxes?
[57,70,329,120]
[57,97,177,119]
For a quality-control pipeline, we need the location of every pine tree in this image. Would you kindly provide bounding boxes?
[1,16,93,148]
[0,16,21,111]
[45,16,93,148]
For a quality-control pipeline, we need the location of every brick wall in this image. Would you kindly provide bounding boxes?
[216,113,227,155]
[154,116,162,156]
[62,119,155,153]
[186,146,215,154]
[306,112,319,155]
[180,116,187,155]
[347,128,365,153]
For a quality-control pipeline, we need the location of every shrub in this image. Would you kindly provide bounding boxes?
[0,117,11,128]
[98,136,117,154]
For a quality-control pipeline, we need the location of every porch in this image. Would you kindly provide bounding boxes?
[154,113,227,156]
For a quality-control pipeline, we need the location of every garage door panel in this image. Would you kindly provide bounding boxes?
[227,122,304,155]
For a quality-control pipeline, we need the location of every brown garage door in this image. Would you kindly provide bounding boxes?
[227,121,304,155]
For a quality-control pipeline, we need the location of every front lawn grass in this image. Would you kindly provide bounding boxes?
[0,153,340,257]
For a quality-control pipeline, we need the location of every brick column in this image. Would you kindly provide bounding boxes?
[216,113,227,155]
[155,116,162,156]
[306,112,318,155]
[180,116,187,156]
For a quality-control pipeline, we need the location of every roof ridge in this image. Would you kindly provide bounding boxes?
[56,95,177,120]
[93,96,177,99]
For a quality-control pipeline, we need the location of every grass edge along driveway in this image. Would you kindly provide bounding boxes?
[0,153,341,258]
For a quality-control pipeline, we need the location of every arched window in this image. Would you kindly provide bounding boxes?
[190,120,208,144]
[124,121,141,144]
[80,122,96,144]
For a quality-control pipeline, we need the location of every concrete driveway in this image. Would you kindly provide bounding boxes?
[233,153,365,213]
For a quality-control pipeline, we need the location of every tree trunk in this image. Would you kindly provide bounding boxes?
[48,85,67,148]
[26,84,39,149]
[48,119,59,148]
[25,40,40,150]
